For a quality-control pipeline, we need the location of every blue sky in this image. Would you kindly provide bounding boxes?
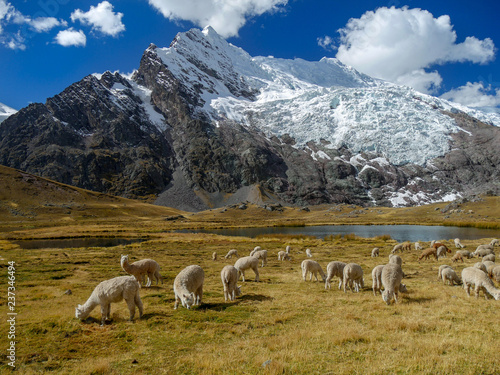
[1,0,499,111]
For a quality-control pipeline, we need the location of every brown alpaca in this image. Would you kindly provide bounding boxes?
[432,242,451,253]
[418,247,438,261]
[451,252,464,263]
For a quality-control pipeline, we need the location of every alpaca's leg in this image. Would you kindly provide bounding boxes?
[125,297,136,321]
[174,293,180,309]
[196,284,203,305]
[135,291,143,318]
[146,272,153,287]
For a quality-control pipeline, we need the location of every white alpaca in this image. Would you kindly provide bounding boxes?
[441,267,461,286]
[456,250,472,259]
[343,263,364,293]
[489,265,500,283]
[305,248,313,258]
[325,261,346,290]
[173,265,205,309]
[454,238,465,248]
[461,267,500,300]
[437,246,448,259]
[278,251,291,261]
[220,265,241,302]
[285,245,291,254]
[75,276,143,325]
[234,256,260,282]
[371,247,379,257]
[391,243,404,254]
[438,265,453,280]
[212,252,217,261]
[415,242,423,251]
[301,260,326,282]
[482,254,495,263]
[388,254,403,266]
[381,263,404,305]
[474,262,487,273]
[372,264,407,296]
[224,249,239,259]
[473,245,494,257]
[490,239,499,246]
[120,254,162,287]
[250,249,268,267]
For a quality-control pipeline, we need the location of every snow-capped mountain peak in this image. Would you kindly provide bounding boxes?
[147,27,500,166]
[0,103,17,123]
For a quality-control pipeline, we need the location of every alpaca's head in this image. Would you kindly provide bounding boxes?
[382,290,393,305]
[75,304,87,320]
[183,293,196,309]
[120,254,129,266]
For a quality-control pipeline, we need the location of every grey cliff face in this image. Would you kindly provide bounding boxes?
[0,29,499,210]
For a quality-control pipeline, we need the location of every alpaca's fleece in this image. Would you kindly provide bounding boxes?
[389,254,403,266]
[381,263,404,305]
[343,263,364,293]
[456,250,472,259]
[325,261,347,290]
[490,265,500,283]
[220,265,241,302]
[454,238,465,248]
[438,265,453,280]
[371,265,385,296]
[432,242,450,253]
[490,239,499,246]
[285,245,291,254]
[250,249,268,267]
[436,246,448,259]
[306,248,313,258]
[482,254,496,263]
[373,264,407,296]
[173,265,205,309]
[234,256,260,282]
[371,247,380,257]
[414,242,423,251]
[441,267,461,286]
[461,267,500,300]
[418,248,438,261]
[120,255,162,287]
[75,276,143,325]
[482,261,496,276]
[212,252,217,261]
[473,245,494,257]
[278,251,290,261]
[391,243,404,254]
[224,249,239,259]
[474,262,487,273]
[301,260,326,282]
[451,252,464,263]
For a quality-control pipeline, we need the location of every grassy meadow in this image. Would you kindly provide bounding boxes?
[1,227,500,374]
[0,166,499,374]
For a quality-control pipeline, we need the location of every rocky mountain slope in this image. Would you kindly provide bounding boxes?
[1,27,499,210]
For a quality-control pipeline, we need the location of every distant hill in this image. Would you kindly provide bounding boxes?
[0,165,184,223]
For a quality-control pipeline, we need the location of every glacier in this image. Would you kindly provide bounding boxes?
[150,26,500,166]
[0,103,17,124]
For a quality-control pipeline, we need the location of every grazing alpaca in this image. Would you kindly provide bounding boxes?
[75,276,143,325]
[120,254,163,287]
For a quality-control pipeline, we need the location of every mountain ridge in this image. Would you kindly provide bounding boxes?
[1,27,499,210]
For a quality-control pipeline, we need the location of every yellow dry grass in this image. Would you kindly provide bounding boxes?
[0,231,499,374]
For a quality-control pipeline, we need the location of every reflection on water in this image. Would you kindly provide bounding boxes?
[186,225,499,243]
[13,238,145,250]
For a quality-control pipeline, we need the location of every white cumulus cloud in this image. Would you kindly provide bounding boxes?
[71,1,125,37]
[55,28,86,47]
[29,17,67,33]
[335,6,496,94]
[440,82,500,110]
[148,0,288,38]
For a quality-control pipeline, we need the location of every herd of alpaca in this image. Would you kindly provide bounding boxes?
[76,238,500,324]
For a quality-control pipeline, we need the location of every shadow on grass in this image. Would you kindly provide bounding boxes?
[197,294,274,311]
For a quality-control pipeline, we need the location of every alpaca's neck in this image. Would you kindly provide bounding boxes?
[484,281,500,296]
[121,258,132,272]
[80,296,100,318]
